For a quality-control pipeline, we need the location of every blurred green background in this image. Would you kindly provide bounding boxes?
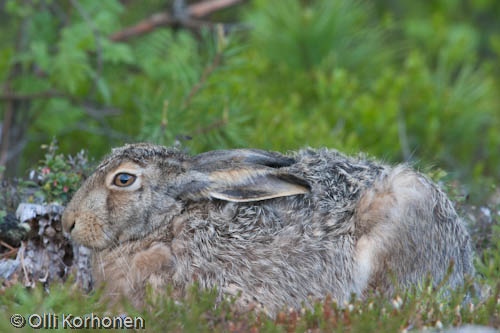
[0,0,499,202]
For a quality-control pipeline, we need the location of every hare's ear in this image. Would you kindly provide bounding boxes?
[192,149,296,170]
[176,165,310,202]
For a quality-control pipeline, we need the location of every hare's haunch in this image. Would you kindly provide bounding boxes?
[62,143,474,315]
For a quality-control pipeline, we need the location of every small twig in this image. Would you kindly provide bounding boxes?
[182,52,223,109]
[0,240,15,251]
[19,242,30,285]
[110,0,247,42]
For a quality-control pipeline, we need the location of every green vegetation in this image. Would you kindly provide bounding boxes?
[1,0,499,331]
[0,0,499,200]
[0,272,499,331]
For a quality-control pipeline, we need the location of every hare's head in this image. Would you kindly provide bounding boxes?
[62,143,310,250]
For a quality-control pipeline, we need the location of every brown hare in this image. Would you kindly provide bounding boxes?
[62,143,474,316]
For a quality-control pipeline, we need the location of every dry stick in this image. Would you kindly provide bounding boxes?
[0,248,18,259]
[110,0,247,42]
[0,240,15,251]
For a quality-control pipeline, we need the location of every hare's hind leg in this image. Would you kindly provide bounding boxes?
[352,166,472,296]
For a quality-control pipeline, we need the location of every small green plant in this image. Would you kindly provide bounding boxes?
[31,139,92,204]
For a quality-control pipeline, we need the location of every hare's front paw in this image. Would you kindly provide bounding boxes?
[123,243,175,307]
[131,243,174,286]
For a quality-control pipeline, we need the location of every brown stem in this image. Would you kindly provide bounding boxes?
[0,240,15,251]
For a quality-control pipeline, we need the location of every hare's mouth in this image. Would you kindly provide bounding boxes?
[70,216,113,250]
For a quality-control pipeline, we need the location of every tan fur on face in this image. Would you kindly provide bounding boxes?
[63,159,165,249]
[63,187,110,250]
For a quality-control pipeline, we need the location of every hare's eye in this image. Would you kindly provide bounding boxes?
[113,173,136,187]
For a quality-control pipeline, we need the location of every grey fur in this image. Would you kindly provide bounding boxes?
[62,143,474,316]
